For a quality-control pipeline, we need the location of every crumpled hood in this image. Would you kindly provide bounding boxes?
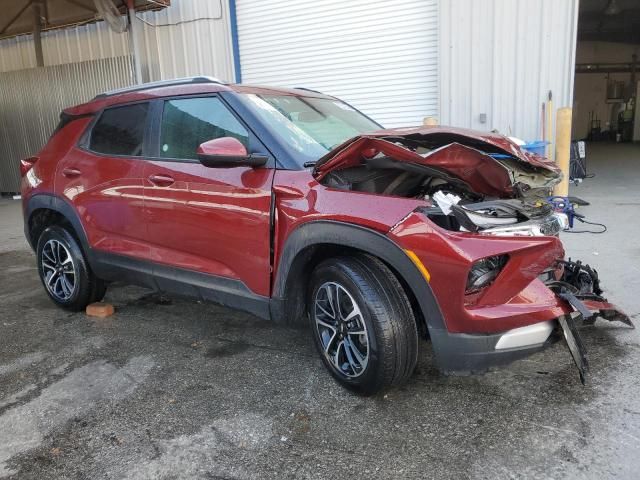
[313,126,561,197]
[374,126,559,170]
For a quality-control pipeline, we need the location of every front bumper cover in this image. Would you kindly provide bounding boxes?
[390,212,632,382]
[430,271,632,384]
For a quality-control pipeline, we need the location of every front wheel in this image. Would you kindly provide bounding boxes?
[309,255,418,395]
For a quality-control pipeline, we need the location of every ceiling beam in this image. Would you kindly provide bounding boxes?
[578,8,640,44]
[0,0,170,41]
[578,30,640,44]
[62,0,97,13]
[33,0,43,66]
[0,0,33,36]
[579,9,640,23]
[576,62,637,73]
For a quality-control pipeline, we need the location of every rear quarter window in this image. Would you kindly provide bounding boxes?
[89,103,149,156]
[51,112,87,138]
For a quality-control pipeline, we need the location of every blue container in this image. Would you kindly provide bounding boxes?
[521,140,548,156]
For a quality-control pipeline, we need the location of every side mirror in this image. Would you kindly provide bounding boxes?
[197,137,268,168]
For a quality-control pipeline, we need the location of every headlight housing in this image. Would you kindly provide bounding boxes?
[481,213,568,237]
[466,255,508,293]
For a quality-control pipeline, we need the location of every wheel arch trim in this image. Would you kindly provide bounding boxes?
[271,220,446,331]
[25,194,91,255]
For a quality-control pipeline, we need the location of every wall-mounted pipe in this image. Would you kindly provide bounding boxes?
[33,0,44,67]
[127,0,142,84]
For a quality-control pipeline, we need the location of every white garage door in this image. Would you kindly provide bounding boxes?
[235,0,438,128]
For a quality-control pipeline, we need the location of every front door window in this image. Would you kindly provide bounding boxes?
[159,97,249,160]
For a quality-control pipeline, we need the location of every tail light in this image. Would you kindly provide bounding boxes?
[20,156,38,177]
[466,255,508,293]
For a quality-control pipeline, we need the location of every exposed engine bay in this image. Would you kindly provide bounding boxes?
[322,161,569,237]
[318,130,566,236]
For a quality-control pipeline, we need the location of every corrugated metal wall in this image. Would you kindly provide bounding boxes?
[0,57,134,192]
[0,0,581,191]
[139,0,234,82]
[0,22,129,72]
[0,0,236,192]
[235,0,439,128]
[0,0,235,82]
[439,0,579,143]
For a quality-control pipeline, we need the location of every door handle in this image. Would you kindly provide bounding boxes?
[62,167,81,178]
[148,174,175,187]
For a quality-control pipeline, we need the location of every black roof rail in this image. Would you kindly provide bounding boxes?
[294,87,332,96]
[94,76,225,99]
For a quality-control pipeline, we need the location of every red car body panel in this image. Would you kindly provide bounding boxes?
[141,161,273,296]
[57,146,148,256]
[21,117,85,219]
[388,211,572,333]
[271,170,425,290]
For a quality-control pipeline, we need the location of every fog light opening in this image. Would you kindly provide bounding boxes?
[466,255,508,294]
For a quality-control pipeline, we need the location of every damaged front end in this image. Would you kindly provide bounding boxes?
[543,258,632,328]
[314,126,633,382]
[314,126,567,237]
[542,259,633,383]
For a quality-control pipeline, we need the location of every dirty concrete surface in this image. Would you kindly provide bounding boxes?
[0,142,638,479]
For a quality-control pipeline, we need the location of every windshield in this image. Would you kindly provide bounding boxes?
[241,93,381,165]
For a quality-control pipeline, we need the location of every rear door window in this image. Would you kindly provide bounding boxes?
[89,103,149,156]
[159,97,249,160]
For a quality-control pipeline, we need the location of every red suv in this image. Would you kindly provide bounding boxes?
[21,77,629,394]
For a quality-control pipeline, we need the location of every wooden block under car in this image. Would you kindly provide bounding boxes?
[86,302,115,318]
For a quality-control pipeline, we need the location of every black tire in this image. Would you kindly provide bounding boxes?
[89,274,108,304]
[36,225,106,311]
[308,254,418,395]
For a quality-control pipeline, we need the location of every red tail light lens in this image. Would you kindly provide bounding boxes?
[20,156,38,177]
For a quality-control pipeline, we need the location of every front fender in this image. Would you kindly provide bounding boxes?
[270,220,446,333]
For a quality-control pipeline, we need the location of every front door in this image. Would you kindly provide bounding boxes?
[142,95,274,298]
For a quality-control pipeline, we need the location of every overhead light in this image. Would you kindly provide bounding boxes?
[604,0,621,15]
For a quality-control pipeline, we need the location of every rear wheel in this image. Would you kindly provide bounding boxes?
[36,225,106,311]
[309,255,418,395]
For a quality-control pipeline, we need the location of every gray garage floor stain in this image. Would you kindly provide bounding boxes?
[0,143,639,479]
[0,356,154,477]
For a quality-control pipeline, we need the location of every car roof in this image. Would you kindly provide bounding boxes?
[64,76,335,116]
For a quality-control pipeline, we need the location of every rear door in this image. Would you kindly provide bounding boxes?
[141,95,274,297]
[57,102,150,262]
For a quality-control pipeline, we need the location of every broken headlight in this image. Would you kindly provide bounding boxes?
[482,213,568,237]
[466,255,508,293]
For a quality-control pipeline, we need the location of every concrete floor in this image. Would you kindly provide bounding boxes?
[0,142,638,479]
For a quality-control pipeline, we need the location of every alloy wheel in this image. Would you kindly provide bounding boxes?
[41,239,76,301]
[313,281,369,378]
